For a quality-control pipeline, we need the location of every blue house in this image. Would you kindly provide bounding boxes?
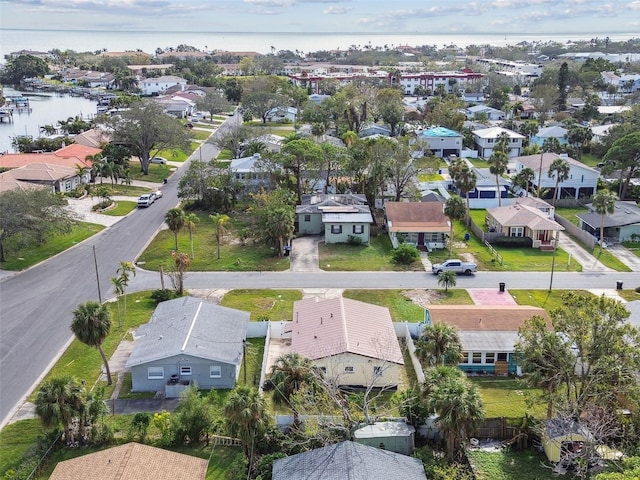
[424,305,551,375]
[531,125,568,147]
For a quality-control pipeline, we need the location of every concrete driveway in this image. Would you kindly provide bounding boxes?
[290,236,322,272]
[606,244,640,271]
[557,232,613,272]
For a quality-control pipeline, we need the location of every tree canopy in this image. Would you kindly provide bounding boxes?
[0,54,50,84]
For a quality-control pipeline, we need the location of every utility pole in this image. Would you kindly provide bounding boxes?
[549,232,559,292]
[93,245,102,303]
[243,339,247,384]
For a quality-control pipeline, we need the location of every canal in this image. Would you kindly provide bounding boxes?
[0,86,99,154]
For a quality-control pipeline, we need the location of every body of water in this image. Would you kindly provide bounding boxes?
[0,87,98,154]
[1,29,637,59]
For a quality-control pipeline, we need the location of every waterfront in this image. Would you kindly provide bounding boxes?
[0,87,97,154]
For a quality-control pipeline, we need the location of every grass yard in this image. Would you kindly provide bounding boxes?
[555,207,589,226]
[136,212,290,272]
[0,222,104,271]
[190,130,212,141]
[418,173,445,182]
[318,235,424,271]
[237,338,266,388]
[127,162,173,183]
[509,289,593,312]
[220,289,302,321]
[467,449,553,480]
[89,183,151,197]
[216,148,233,160]
[469,377,546,419]
[591,246,632,271]
[0,419,42,476]
[579,152,602,168]
[342,289,474,322]
[155,144,197,162]
[102,200,137,216]
[618,289,640,302]
[622,241,640,258]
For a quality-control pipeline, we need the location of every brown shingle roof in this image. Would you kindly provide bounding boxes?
[291,297,404,364]
[48,442,207,480]
[488,204,564,231]
[427,305,551,331]
[385,201,449,232]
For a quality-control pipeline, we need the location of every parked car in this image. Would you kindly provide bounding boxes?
[432,259,477,275]
[137,193,156,208]
[154,189,163,199]
[149,156,167,164]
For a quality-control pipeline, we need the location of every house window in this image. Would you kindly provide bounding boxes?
[180,366,192,376]
[210,365,222,378]
[460,352,469,364]
[331,225,342,234]
[485,353,495,364]
[148,367,164,379]
[373,366,383,376]
[344,366,354,373]
[488,138,494,143]
[472,353,482,364]
[353,225,364,234]
[317,366,327,374]
[304,214,311,222]
[510,227,524,237]
[497,353,508,362]
[65,180,72,190]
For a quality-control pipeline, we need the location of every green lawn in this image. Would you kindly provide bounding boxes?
[0,419,42,476]
[128,162,172,183]
[238,338,265,387]
[89,183,151,197]
[592,246,632,271]
[220,289,302,321]
[342,289,474,322]
[467,449,553,480]
[418,173,445,182]
[0,222,104,271]
[555,207,589,226]
[136,212,290,272]
[102,200,137,216]
[190,130,212,141]
[468,377,546,419]
[216,149,233,160]
[319,235,424,271]
[617,289,640,302]
[622,241,640,258]
[156,144,197,162]
[580,152,602,168]
[509,289,593,312]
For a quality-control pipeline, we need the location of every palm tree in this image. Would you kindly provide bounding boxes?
[548,158,570,206]
[267,207,294,257]
[86,153,105,184]
[173,252,191,295]
[592,190,618,249]
[437,269,457,293]
[210,213,230,260]
[40,124,58,136]
[35,375,84,443]
[416,323,463,366]
[116,261,135,327]
[184,213,200,259]
[111,276,124,326]
[165,208,186,251]
[342,130,358,147]
[449,159,477,226]
[71,301,113,385]
[423,366,484,461]
[444,195,466,257]
[488,150,509,206]
[513,167,535,196]
[225,386,269,461]
[269,353,315,427]
[565,126,593,161]
[542,137,562,154]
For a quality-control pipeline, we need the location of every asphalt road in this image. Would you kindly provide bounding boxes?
[0,115,237,428]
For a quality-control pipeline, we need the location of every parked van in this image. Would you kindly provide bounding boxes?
[137,193,156,208]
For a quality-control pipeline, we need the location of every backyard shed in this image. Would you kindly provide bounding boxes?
[353,421,416,455]
[542,419,592,463]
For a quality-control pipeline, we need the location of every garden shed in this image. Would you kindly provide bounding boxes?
[542,419,592,463]
[353,421,416,455]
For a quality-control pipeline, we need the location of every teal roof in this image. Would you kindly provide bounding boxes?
[420,127,461,138]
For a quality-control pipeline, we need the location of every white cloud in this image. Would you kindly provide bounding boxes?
[323,5,350,14]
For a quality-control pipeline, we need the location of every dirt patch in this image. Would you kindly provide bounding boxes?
[460,252,478,264]
[402,289,447,307]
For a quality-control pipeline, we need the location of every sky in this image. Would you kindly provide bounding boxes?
[0,0,638,35]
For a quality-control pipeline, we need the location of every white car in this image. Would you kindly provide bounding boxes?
[137,193,156,208]
[154,189,163,199]
[149,156,167,164]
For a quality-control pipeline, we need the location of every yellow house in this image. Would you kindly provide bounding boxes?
[290,297,404,388]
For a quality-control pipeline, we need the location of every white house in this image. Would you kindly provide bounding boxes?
[266,106,298,123]
[465,105,505,121]
[229,153,274,189]
[140,75,188,96]
[417,126,463,158]
[472,126,525,158]
[513,153,599,201]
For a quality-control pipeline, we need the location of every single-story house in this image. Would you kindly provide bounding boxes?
[296,194,373,244]
[155,95,196,118]
[307,93,331,104]
[272,441,427,480]
[0,176,45,193]
[230,153,274,190]
[590,124,614,144]
[576,201,640,243]
[251,133,285,153]
[359,123,392,138]
[266,106,298,123]
[0,163,89,193]
[384,201,450,250]
[472,126,525,158]
[72,128,110,148]
[353,422,416,456]
[465,105,506,121]
[125,297,249,397]
[417,126,463,158]
[486,201,564,249]
[424,304,551,375]
[531,125,568,147]
[48,442,207,480]
[513,153,599,201]
[290,297,404,388]
[0,144,101,170]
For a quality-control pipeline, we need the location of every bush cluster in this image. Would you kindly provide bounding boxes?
[493,236,533,248]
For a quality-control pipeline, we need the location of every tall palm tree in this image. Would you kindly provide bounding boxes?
[269,353,315,427]
[110,276,124,326]
[173,252,191,295]
[548,158,570,206]
[437,269,457,293]
[86,153,105,184]
[225,386,269,461]
[184,213,200,259]
[116,261,135,327]
[423,366,484,461]
[542,137,563,154]
[165,208,186,251]
[267,207,294,257]
[488,150,509,206]
[35,375,84,443]
[513,167,535,196]
[449,159,477,226]
[416,323,463,366]
[444,195,466,257]
[565,126,593,161]
[592,190,618,249]
[71,301,113,385]
[210,213,230,260]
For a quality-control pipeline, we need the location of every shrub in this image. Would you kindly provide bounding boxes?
[91,200,113,211]
[392,244,420,264]
[493,236,533,248]
[346,235,363,246]
[151,289,178,303]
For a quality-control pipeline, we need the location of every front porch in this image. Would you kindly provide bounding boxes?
[165,375,193,398]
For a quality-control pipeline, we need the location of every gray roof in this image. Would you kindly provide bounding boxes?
[272,441,426,480]
[458,331,520,351]
[125,297,249,368]
[353,422,415,439]
[474,168,511,187]
[577,201,640,228]
[322,212,373,223]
